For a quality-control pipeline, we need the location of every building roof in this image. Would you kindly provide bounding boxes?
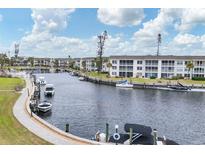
[109,55,205,60]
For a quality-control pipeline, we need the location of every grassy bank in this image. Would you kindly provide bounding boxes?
[0,77,50,144]
[0,77,25,90]
[85,71,205,86]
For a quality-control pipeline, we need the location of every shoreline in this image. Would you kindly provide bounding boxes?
[69,70,205,90]
[13,75,105,145]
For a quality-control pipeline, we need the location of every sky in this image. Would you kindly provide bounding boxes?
[0,8,205,58]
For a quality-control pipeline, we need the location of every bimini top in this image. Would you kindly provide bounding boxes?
[124,123,152,137]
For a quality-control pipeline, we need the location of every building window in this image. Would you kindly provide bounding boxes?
[177,74,183,77]
[162,60,174,66]
[119,66,133,71]
[177,61,183,65]
[112,72,117,75]
[176,68,183,72]
[161,73,174,78]
[119,60,133,65]
[119,72,133,77]
[145,73,158,78]
[145,66,158,72]
[145,60,158,65]
[112,66,117,70]
[137,66,142,70]
[112,60,117,64]
[137,61,142,64]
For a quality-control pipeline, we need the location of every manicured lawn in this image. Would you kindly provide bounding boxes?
[86,71,205,86]
[0,77,50,144]
[0,77,25,90]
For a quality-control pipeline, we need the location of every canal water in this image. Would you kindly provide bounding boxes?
[36,73,205,145]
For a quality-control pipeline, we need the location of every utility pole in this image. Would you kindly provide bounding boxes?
[97,30,108,72]
[157,33,161,56]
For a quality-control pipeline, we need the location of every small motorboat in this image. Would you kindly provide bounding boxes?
[37,101,52,112]
[44,84,55,96]
[116,80,133,88]
[37,77,47,85]
[78,77,85,81]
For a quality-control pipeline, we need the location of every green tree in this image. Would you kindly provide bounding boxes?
[186,61,194,79]
[82,60,86,71]
[91,60,95,67]
[106,62,112,77]
[103,57,109,63]
[28,57,34,67]
[54,59,59,68]
[94,57,101,72]
[69,61,75,69]
[0,54,9,69]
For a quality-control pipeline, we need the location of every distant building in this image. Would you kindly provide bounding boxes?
[109,55,205,78]
[72,57,109,72]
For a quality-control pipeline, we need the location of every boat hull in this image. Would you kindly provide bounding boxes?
[116,84,133,88]
[37,103,52,112]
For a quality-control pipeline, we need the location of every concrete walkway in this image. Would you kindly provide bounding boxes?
[13,77,100,145]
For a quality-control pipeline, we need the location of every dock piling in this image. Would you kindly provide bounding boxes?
[106,123,109,142]
[153,129,158,145]
[129,128,133,145]
[65,123,70,133]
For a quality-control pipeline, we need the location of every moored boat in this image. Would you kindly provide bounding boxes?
[94,123,178,145]
[37,76,47,85]
[37,101,52,112]
[44,84,55,96]
[78,77,85,81]
[116,80,133,88]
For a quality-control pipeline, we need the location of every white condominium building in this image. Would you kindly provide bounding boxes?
[109,55,205,78]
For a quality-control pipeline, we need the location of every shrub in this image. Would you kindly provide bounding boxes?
[192,77,205,81]
[170,76,184,80]
[150,76,156,79]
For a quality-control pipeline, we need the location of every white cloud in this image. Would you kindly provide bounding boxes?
[20,31,89,57]
[97,8,144,27]
[31,9,75,33]
[16,8,205,57]
[172,33,201,45]
[176,9,205,32]
[19,9,92,57]
[132,9,182,47]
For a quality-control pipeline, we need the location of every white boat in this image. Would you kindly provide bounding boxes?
[37,101,52,112]
[78,77,85,81]
[37,77,47,85]
[116,80,133,88]
[44,84,55,96]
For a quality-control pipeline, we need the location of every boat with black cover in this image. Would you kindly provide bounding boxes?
[108,123,178,145]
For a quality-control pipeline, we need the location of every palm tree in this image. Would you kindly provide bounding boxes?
[82,60,86,71]
[94,57,101,73]
[28,57,34,67]
[91,60,96,71]
[186,61,194,79]
[54,59,59,68]
[106,62,112,77]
